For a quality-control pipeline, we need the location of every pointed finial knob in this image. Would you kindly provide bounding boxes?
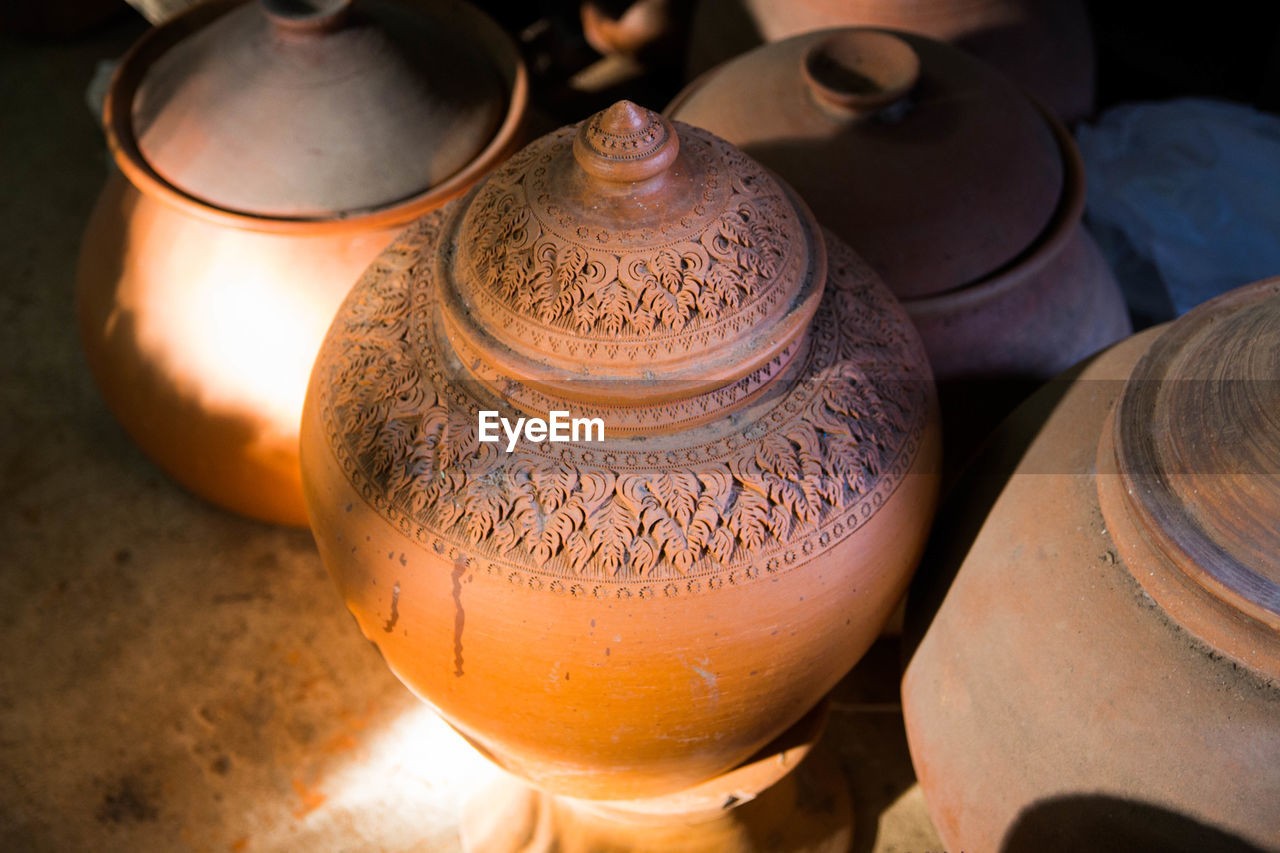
[573,100,679,184]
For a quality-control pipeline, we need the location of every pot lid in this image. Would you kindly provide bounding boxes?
[438,100,826,410]
[666,28,1064,299]
[1106,279,1280,673]
[125,0,518,219]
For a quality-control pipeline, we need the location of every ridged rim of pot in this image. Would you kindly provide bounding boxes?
[101,0,529,235]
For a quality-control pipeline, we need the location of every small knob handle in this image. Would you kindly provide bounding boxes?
[260,0,352,34]
[573,100,679,185]
[801,30,920,117]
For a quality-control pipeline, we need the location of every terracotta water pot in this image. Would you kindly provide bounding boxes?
[668,28,1130,457]
[301,100,940,848]
[76,0,528,525]
[685,0,1095,124]
[902,278,1280,852]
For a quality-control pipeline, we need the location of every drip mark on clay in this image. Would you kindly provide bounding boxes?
[382,582,400,632]
[452,556,467,677]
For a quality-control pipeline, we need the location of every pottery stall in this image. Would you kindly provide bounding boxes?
[300,100,941,849]
[685,0,1096,124]
[902,278,1280,852]
[76,0,528,525]
[668,28,1131,458]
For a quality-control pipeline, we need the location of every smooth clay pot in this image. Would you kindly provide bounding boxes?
[686,0,1095,124]
[669,28,1129,386]
[77,0,527,525]
[902,278,1280,852]
[669,29,1130,457]
[301,101,940,848]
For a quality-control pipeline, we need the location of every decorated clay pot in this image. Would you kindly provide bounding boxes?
[668,28,1130,456]
[686,0,1095,123]
[902,278,1280,851]
[76,0,527,525]
[301,101,940,846]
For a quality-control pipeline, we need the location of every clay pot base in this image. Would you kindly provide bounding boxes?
[460,701,851,852]
[460,751,851,853]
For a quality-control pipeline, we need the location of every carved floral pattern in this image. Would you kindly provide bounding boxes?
[458,129,796,340]
[316,210,929,592]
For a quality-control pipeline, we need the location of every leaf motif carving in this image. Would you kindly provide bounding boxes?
[756,432,799,481]
[566,530,592,572]
[589,497,637,576]
[631,536,659,578]
[650,471,697,529]
[727,487,770,552]
[321,200,924,584]
[463,474,509,545]
[533,463,577,514]
[710,527,735,564]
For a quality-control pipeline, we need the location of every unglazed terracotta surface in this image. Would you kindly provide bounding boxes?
[4,22,949,852]
[76,0,528,525]
[686,0,1095,123]
[902,278,1280,851]
[668,28,1129,390]
[301,101,940,828]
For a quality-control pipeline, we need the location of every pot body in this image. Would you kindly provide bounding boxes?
[688,0,1094,122]
[77,172,401,525]
[75,0,529,525]
[301,209,941,801]
[902,326,1280,850]
[905,218,1129,384]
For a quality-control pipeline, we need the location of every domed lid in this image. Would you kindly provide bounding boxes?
[438,100,825,410]
[1105,279,1280,675]
[667,28,1064,299]
[113,0,524,220]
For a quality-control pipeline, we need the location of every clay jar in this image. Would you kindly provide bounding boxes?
[685,0,1095,124]
[76,0,527,525]
[902,278,1280,851]
[668,29,1130,455]
[670,28,1128,384]
[301,101,940,841]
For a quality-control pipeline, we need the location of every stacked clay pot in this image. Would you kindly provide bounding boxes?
[903,278,1280,851]
[301,101,940,848]
[76,0,527,525]
[686,0,1095,123]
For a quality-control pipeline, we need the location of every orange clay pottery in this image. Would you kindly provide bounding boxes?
[902,277,1280,852]
[668,28,1130,458]
[76,0,528,525]
[686,0,1095,123]
[301,101,941,850]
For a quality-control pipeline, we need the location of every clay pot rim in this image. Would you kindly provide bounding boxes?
[1097,277,1280,678]
[102,0,529,236]
[667,32,1084,315]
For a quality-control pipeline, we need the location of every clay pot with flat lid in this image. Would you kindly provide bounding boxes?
[76,0,527,525]
[685,0,1095,124]
[901,278,1280,851]
[301,101,939,848]
[668,28,1130,457]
